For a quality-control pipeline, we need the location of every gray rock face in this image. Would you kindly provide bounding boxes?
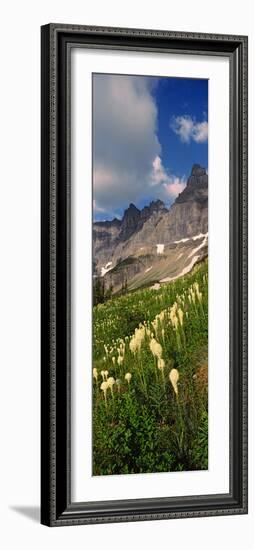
[93,164,208,289]
[175,164,208,205]
[119,203,141,241]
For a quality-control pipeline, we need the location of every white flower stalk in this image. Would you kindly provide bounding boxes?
[158,311,165,322]
[112,356,116,365]
[129,325,146,354]
[100,370,106,381]
[149,338,163,359]
[125,372,132,384]
[176,294,185,307]
[93,367,98,381]
[192,282,201,303]
[152,319,158,334]
[117,355,124,366]
[157,358,165,371]
[104,370,108,380]
[178,308,184,326]
[104,345,108,355]
[169,303,179,329]
[169,368,179,396]
[107,376,115,396]
[196,289,202,303]
[152,310,166,335]
[198,291,202,302]
[119,342,125,356]
[100,380,109,403]
[129,338,137,353]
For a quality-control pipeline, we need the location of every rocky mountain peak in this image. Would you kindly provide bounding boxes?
[93,163,208,286]
[149,199,167,212]
[122,203,140,219]
[175,164,208,204]
[120,203,141,240]
[140,199,167,222]
[94,217,121,228]
[191,164,207,177]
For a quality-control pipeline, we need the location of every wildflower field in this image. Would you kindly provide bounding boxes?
[92,259,208,475]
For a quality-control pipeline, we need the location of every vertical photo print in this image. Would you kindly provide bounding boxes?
[92,73,208,476]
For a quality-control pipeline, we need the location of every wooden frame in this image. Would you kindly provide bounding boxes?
[41,23,248,526]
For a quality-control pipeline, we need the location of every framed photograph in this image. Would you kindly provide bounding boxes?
[41,24,248,526]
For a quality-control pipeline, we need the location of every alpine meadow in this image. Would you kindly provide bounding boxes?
[92,73,209,476]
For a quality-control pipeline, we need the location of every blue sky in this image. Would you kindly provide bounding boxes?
[93,74,208,221]
[155,77,208,176]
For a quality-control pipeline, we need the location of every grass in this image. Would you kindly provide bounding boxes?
[92,259,208,475]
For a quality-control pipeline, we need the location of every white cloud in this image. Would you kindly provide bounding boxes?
[171,115,208,144]
[93,75,211,220]
[93,199,106,214]
[163,177,186,199]
[150,156,186,200]
[150,156,169,186]
[193,120,209,143]
[93,75,187,216]
[93,75,160,211]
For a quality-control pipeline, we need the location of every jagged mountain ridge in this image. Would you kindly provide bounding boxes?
[93,199,167,247]
[93,164,208,292]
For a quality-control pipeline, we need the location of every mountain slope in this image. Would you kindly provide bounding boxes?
[93,164,208,292]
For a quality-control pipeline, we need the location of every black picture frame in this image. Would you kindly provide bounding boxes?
[41,23,248,526]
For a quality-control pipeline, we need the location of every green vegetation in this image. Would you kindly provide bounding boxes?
[92,259,208,475]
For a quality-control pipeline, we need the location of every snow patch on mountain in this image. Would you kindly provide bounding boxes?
[192,232,208,241]
[156,244,165,254]
[188,235,208,258]
[101,262,113,277]
[174,237,190,244]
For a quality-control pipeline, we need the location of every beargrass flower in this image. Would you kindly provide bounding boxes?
[129,325,146,354]
[157,358,165,371]
[125,373,132,384]
[107,376,115,396]
[170,303,179,329]
[169,368,179,396]
[119,342,125,355]
[149,338,163,359]
[178,308,184,326]
[100,380,109,403]
[93,367,98,380]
